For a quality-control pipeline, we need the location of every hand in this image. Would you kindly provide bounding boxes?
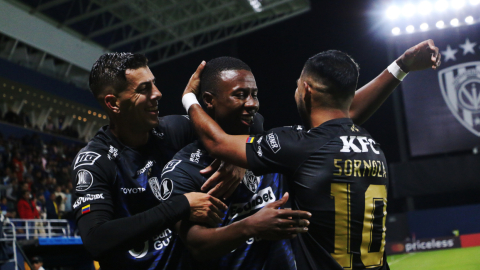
[200,159,246,200]
[183,61,206,97]
[397,39,441,72]
[242,193,311,240]
[184,192,228,227]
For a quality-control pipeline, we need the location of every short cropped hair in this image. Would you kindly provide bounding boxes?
[200,56,251,95]
[89,53,148,98]
[303,50,359,98]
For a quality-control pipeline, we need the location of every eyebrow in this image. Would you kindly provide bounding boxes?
[135,79,155,90]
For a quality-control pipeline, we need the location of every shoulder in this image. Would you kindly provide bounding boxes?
[71,140,116,186]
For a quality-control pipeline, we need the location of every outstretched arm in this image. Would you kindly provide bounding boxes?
[350,39,441,124]
[177,193,310,261]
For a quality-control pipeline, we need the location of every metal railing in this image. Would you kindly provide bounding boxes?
[3,219,71,240]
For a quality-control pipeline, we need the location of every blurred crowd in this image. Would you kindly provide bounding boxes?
[0,131,84,224]
[1,107,80,139]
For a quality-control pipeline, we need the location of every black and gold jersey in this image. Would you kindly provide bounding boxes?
[246,118,389,270]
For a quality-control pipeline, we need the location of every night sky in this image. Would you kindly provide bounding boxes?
[152,0,403,162]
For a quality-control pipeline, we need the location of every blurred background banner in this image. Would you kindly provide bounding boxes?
[394,26,480,157]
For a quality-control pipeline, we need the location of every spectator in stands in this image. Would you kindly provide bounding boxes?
[63,187,72,213]
[45,193,58,219]
[31,256,45,270]
[0,197,8,215]
[2,168,15,185]
[54,185,66,213]
[11,151,24,182]
[5,178,18,202]
[35,193,46,219]
[17,190,40,219]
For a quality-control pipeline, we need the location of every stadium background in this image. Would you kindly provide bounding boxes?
[0,0,479,269]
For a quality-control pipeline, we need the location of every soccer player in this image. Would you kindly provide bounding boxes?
[181,40,441,269]
[161,57,309,269]
[72,53,253,270]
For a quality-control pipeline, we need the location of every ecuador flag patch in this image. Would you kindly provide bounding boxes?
[246,137,255,143]
[82,204,91,214]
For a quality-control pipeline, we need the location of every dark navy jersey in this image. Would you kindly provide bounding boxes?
[246,118,390,270]
[161,140,296,270]
[71,115,195,270]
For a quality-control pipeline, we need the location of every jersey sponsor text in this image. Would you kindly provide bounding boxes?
[333,159,387,178]
[229,187,276,219]
[339,136,380,154]
[74,151,101,169]
[73,193,105,209]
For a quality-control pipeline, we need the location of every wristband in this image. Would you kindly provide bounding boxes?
[387,61,408,81]
[182,93,200,113]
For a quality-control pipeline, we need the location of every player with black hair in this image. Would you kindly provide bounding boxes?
[161,56,309,269]
[181,40,441,269]
[72,53,253,270]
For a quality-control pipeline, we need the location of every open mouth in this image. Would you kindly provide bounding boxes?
[146,106,158,112]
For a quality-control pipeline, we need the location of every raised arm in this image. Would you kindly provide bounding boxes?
[350,39,441,124]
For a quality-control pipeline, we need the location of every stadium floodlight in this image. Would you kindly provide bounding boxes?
[420,23,430,30]
[406,25,415,33]
[387,6,401,19]
[469,0,480,5]
[451,0,466,9]
[450,18,460,26]
[465,16,474,23]
[435,0,449,11]
[436,20,445,28]
[402,3,417,17]
[418,1,433,15]
[392,27,401,35]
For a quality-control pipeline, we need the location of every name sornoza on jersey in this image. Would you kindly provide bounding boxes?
[335,135,387,178]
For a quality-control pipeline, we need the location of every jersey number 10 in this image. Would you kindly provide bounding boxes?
[330,183,387,269]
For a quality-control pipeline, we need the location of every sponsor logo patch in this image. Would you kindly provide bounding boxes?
[74,151,101,169]
[137,160,155,176]
[228,187,276,219]
[107,145,118,160]
[75,170,94,191]
[149,177,162,201]
[190,149,202,163]
[162,160,181,176]
[242,170,261,193]
[73,194,105,209]
[266,133,281,153]
[159,178,173,200]
[82,204,91,214]
[121,187,146,194]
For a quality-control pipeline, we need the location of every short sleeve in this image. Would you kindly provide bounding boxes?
[245,127,309,176]
[157,115,196,152]
[71,150,115,221]
[161,160,204,196]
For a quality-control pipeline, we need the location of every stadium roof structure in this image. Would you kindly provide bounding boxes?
[0,0,310,89]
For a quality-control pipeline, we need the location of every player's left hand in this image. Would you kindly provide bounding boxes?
[183,61,206,97]
[397,39,441,72]
[200,159,246,200]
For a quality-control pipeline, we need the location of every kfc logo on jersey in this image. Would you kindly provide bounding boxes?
[190,149,202,163]
[439,61,480,136]
[75,170,94,191]
[242,170,261,193]
[73,193,105,209]
[107,145,118,160]
[228,187,276,219]
[266,133,281,153]
[74,151,101,169]
[162,160,181,176]
[339,136,380,154]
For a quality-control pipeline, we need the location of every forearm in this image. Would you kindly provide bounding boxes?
[350,69,401,125]
[178,218,252,261]
[78,195,190,259]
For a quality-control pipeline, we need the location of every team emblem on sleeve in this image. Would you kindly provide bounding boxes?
[161,160,181,176]
[242,171,261,193]
[266,133,281,153]
[74,151,101,169]
[75,170,94,191]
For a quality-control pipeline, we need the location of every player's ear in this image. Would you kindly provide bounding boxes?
[203,91,215,110]
[105,94,119,114]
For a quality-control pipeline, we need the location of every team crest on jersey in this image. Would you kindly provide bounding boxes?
[149,177,173,201]
[74,151,101,169]
[107,145,118,160]
[161,160,181,176]
[76,170,94,191]
[439,61,480,136]
[266,133,281,153]
[242,170,261,193]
